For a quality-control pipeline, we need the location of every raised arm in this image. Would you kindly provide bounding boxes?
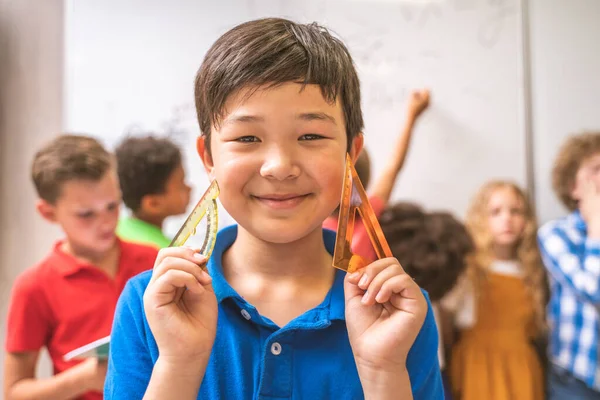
[370,89,431,204]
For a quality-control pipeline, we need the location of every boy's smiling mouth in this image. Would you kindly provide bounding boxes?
[251,193,312,210]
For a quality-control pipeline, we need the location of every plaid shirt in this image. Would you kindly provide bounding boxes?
[538,211,600,391]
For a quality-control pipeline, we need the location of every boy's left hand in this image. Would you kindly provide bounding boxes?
[345,258,427,373]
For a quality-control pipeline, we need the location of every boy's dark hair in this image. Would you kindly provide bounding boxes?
[115,135,182,212]
[194,18,363,155]
[552,132,600,211]
[31,134,113,204]
[380,202,474,301]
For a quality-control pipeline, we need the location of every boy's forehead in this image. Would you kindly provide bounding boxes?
[221,82,343,121]
[581,152,600,167]
[56,172,120,204]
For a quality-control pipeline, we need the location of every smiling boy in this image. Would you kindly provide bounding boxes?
[105,18,442,400]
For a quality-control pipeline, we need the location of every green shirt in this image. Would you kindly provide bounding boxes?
[116,217,171,249]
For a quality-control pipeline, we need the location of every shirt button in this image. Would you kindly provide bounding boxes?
[240,309,251,320]
[270,342,282,356]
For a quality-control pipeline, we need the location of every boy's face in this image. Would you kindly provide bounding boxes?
[37,171,121,255]
[143,163,191,218]
[571,153,600,202]
[198,82,362,244]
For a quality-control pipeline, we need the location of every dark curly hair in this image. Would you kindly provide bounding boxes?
[115,135,182,212]
[380,202,474,301]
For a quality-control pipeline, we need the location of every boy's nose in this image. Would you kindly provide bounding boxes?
[260,149,300,181]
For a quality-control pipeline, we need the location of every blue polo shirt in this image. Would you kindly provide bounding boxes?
[105,225,442,399]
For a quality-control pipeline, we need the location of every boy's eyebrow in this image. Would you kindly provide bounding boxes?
[223,112,337,125]
[223,114,265,125]
[296,112,337,125]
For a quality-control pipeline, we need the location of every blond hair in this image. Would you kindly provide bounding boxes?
[465,180,547,335]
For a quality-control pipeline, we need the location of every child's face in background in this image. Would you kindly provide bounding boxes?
[486,187,526,248]
[153,162,192,217]
[199,82,361,244]
[37,171,121,255]
[571,152,600,203]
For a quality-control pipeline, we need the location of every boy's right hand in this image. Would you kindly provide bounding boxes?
[143,247,217,366]
[79,358,108,392]
[406,89,430,120]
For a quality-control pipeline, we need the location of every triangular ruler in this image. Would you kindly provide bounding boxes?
[333,154,392,273]
[169,180,220,261]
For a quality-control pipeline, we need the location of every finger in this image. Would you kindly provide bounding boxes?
[374,273,418,304]
[151,256,209,285]
[173,268,213,303]
[357,257,404,290]
[147,269,206,305]
[346,270,363,284]
[389,284,427,317]
[344,270,366,301]
[154,247,207,270]
[361,263,405,306]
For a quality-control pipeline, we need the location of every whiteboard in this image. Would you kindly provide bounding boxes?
[65,0,527,236]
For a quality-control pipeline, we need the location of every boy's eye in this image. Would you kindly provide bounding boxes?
[107,202,119,212]
[299,134,325,141]
[235,136,260,143]
[77,212,95,219]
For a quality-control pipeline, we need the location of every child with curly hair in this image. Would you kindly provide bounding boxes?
[538,132,600,399]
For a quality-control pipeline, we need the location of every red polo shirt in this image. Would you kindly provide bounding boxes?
[323,195,385,262]
[5,239,158,400]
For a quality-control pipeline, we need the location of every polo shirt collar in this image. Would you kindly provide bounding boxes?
[207,225,346,322]
[49,239,126,277]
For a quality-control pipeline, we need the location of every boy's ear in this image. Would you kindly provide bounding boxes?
[196,136,215,176]
[349,133,364,163]
[36,199,57,223]
[140,195,163,215]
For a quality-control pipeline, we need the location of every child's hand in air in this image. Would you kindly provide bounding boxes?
[345,258,427,374]
[143,247,217,367]
[406,89,430,120]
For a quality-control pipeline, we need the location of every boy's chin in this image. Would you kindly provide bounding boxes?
[245,221,323,245]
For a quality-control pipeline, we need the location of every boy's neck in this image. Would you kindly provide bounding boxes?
[222,226,336,326]
[61,240,120,277]
[223,226,335,284]
[133,211,165,230]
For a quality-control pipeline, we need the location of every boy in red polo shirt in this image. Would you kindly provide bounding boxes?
[3,134,158,400]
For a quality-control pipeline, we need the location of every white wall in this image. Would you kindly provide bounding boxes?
[0,0,64,392]
[64,0,528,227]
[529,0,600,224]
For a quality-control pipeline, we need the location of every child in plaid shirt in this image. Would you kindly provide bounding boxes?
[538,132,600,399]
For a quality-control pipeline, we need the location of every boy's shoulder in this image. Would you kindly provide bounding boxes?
[123,268,154,297]
[117,217,171,249]
[120,239,159,260]
[10,246,69,298]
[538,212,581,238]
[118,240,159,278]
